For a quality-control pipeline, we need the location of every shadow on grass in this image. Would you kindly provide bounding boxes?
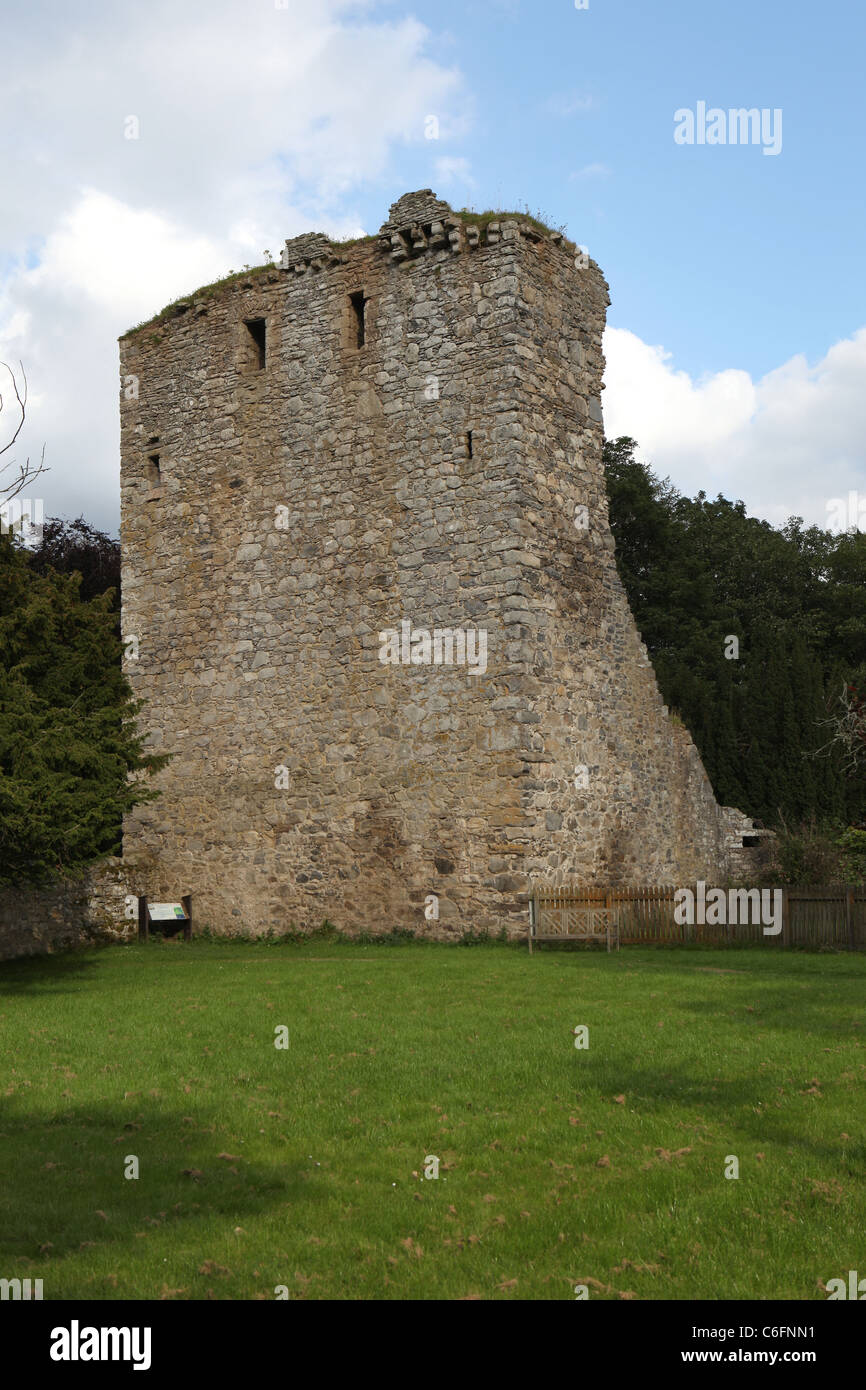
[660,973,866,1042]
[571,1043,866,1170]
[0,1095,317,1296]
[0,949,104,997]
[547,953,866,1167]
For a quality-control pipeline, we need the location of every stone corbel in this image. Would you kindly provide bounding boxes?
[409,223,429,254]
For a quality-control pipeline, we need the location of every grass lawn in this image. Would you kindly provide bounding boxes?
[1,938,864,1301]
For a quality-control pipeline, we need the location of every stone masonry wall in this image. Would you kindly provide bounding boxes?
[0,859,132,962]
[118,190,742,937]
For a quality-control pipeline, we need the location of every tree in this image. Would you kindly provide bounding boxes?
[603,435,866,828]
[0,531,165,884]
[27,516,121,610]
[817,681,866,775]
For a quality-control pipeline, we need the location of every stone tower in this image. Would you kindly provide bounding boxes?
[119,189,742,936]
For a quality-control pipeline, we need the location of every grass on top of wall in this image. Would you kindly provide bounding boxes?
[121,203,572,339]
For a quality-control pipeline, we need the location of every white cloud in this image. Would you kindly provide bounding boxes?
[22,192,229,321]
[0,0,468,534]
[602,325,866,528]
[433,156,475,189]
[0,191,240,531]
[569,163,610,180]
[0,1,464,250]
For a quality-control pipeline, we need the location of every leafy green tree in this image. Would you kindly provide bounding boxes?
[836,826,866,879]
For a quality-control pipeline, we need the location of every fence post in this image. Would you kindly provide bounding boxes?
[846,886,854,952]
[528,882,534,955]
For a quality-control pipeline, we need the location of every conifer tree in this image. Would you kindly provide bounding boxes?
[0,532,166,884]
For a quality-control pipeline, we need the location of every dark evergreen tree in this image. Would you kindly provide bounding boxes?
[604,436,866,828]
[26,516,121,610]
[0,531,165,884]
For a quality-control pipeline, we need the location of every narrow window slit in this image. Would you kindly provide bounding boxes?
[146,454,161,487]
[349,291,367,348]
[244,318,267,369]
[466,431,473,459]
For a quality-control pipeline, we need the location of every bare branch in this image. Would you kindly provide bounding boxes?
[0,360,49,512]
[812,681,866,774]
[0,360,27,454]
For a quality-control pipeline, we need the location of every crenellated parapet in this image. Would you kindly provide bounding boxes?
[279,189,577,274]
[280,231,345,275]
[377,189,571,261]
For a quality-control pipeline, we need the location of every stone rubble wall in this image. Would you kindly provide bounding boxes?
[719,806,779,882]
[0,859,133,962]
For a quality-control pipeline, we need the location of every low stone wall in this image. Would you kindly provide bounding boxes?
[0,859,133,962]
[718,807,779,882]
[0,821,780,961]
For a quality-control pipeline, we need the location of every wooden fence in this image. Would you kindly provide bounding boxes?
[528,883,866,950]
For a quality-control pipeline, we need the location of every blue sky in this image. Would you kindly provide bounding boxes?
[381,0,865,380]
[0,0,864,534]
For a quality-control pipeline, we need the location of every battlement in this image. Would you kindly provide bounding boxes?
[279,190,579,274]
[381,188,454,230]
[279,231,342,272]
[124,193,588,337]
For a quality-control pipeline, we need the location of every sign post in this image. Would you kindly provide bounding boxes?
[137,895,192,942]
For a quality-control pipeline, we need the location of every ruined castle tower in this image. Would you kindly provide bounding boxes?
[119,189,741,936]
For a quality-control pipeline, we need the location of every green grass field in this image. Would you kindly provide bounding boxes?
[1,938,864,1300]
